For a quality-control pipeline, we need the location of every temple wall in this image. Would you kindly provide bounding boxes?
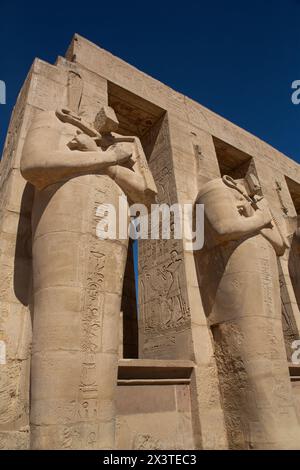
[1,34,300,449]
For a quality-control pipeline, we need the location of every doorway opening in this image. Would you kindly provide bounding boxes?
[213,136,256,179]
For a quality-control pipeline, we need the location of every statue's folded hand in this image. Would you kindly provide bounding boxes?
[114,147,133,165]
[255,204,273,227]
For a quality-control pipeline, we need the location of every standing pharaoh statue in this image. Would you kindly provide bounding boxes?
[20,100,157,449]
[196,173,300,449]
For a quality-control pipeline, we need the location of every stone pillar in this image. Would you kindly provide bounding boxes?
[168,113,228,449]
[0,50,111,449]
[0,62,60,450]
[138,115,192,360]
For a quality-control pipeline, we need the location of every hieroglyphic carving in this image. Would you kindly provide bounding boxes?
[77,183,108,433]
[275,180,289,216]
[61,426,80,450]
[257,244,275,317]
[281,296,299,359]
[133,433,162,450]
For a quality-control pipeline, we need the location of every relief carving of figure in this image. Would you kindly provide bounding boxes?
[163,250,186,326]
[142,249,189,331]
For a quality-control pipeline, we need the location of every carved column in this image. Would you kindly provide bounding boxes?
[30,171,128,449]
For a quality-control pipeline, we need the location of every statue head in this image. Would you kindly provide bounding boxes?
[171,250,178,262]
[223,173,262,200]
[245,173,261,197]
[94,106,119,134]
[223,175,248,198]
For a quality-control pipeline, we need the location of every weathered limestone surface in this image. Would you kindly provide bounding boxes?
[20,81,156,448]
[197,175,299,449]
[0,34,300,449]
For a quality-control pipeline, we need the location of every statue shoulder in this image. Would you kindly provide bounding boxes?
[23,110,63,156]
[196,178,226,202]
[29,110,61,132]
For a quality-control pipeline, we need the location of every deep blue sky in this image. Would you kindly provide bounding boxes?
[1,0,300,162]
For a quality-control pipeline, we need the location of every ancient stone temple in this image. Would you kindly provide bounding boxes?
[1,34,300,450]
